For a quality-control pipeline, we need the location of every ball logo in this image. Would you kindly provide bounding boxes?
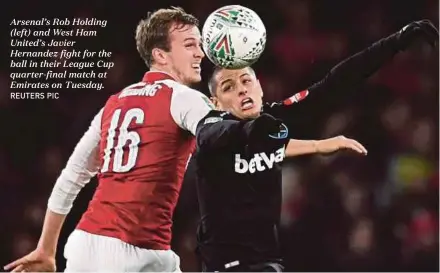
[214,34,231,55]
[216,7,239,23]
[269,123,288,140]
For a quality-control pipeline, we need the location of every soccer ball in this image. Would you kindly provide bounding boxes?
[202,5,266,69]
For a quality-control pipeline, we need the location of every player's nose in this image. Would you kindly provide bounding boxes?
[238,85,248,96]
[195,45,205,58]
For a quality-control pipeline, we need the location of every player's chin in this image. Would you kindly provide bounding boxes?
[189,72,202,83]
[241,108,260,119]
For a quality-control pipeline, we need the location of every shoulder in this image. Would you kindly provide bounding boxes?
[159,79,198,95]
[164,80,215,112]
[165,80,210,102]
[199,110,235,125]
[200,110,224,125]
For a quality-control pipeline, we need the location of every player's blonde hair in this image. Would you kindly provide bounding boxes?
[135,7,199,67]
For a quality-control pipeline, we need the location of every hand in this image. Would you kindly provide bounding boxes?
[316,135,367,155]
[397,19,439,49]
[4,248,56,272]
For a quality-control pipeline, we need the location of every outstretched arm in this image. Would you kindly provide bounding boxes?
[276,20,439,107]
[285,135,367,157]
[307,20,437,95]
[4,109,102,272]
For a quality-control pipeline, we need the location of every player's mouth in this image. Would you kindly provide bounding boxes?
[192,63,201,72]
[240,97,254,110]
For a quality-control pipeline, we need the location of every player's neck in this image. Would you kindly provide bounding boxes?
[149,66,180,83]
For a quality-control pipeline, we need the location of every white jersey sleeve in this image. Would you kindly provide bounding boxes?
[47,108,103,214]
[169,83,214,135]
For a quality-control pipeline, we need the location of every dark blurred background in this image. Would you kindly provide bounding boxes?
[0,0,438,271]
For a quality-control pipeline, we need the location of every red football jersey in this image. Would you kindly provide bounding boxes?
[76,71,212,249]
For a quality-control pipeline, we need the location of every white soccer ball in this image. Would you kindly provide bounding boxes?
[202,5,266,69]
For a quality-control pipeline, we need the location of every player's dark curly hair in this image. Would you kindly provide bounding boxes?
[135,7,199,67]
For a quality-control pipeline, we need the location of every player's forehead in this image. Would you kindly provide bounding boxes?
[216,67,253,84]
[169,23,201,43]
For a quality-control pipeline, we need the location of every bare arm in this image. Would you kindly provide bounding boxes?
[36,210,66,256]
[43,109,102,248]
[4,109,102,272]
[285,136,367,157]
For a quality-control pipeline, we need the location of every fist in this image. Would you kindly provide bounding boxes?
[398,19,439,49]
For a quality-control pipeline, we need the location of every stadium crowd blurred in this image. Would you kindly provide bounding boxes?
[0,0,438,271]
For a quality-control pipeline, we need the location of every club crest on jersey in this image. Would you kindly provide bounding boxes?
[269,123,288,139]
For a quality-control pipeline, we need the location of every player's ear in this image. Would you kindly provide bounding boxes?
[212,96,224,110]
[151,48,167,65]
[210,96,219,109]
[256,79,263,98]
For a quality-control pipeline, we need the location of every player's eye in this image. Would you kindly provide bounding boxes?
[185,43,195,48]
[222,85,232,92]
[243,79,251,84]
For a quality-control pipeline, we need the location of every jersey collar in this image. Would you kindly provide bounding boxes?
[142,71,176,83]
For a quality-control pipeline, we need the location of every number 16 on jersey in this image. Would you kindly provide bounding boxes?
[101,108,144,173]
